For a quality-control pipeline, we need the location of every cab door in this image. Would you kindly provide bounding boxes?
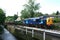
[46,17,53,26]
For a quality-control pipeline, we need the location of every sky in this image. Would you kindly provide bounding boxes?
[0,0,60,16]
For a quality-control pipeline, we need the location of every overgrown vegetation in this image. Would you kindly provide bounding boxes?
[0,8,5,34]
[5,14,18,22]
[14,21,23,25]
[54,18,60,23]
[0,8,6,25]
[53,25,60,30]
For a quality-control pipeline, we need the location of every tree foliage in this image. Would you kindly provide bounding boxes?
[56,11,60,15]
[14,14,18,20]
[51,11,60,16]
[0,8,6,24]
[6,14,18,22]
[5,16,14,22]
[51,11,60,23]
[44,13,49,16]
[34,12,43,17]
[21,0,40,19]
[52,11,60,15]
[21,9,30,19]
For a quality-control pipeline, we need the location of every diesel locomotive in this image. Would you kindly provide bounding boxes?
[23,16,54,29]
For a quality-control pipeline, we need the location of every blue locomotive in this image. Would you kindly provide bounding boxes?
[23,16,54,29]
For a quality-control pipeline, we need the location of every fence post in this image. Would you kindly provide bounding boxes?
[26,28,27,34]
[32,29,34,37]
[43,31,45,40]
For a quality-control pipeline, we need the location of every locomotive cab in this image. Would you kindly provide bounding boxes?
[46,17,53,26]
[46,17,54,29]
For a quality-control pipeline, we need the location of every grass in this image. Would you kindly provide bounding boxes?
[54,18,60,23]
[54,26,60,30]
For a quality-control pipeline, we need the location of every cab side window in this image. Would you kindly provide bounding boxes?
[48,19,50,22]
[36,19,41,22]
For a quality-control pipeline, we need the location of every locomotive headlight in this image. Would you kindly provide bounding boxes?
[41,21,43,23]
[26,21,28,24]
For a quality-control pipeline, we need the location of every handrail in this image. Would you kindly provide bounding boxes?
[15,26,60,40]
[19,26,60,34]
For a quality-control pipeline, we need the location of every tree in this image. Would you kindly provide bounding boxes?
[56,11,60,15]
[51,11,60,15]
[34,12,43,17]
[55,11,60,18]
[0,8,6,25]
[14,14,18,20]
[21,0,40,19]
[21,9,30,19]
[53,11,60,23]
[5,16,14,22]
[44,13,49,16]
[6,15,18,22]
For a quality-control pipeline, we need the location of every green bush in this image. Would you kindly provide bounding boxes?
[53,25,60,30]
[14,20,23,25]
[54,18,60,23]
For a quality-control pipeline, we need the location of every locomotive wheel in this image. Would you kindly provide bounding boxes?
[39,24,45,28]
[50,25,55,29]
[47,25,54,29]
[36,24,40,28]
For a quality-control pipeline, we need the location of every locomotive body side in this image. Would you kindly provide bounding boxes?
[23,17,40,27]
[23,16,54,29]
[23,17,46,27]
